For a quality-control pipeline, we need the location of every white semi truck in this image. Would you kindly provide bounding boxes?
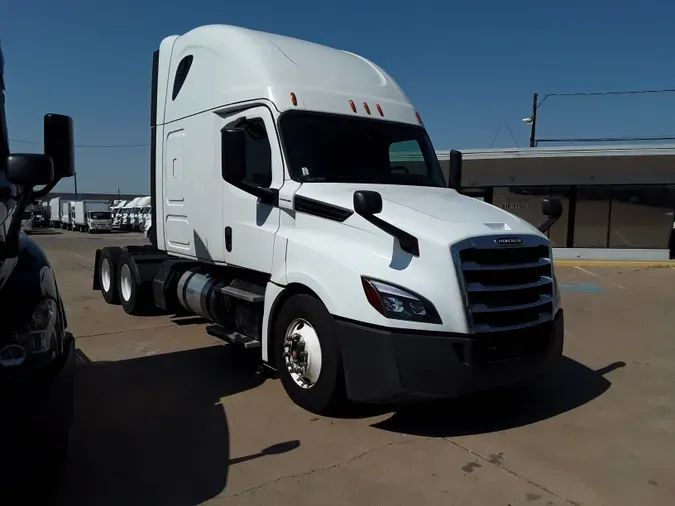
[72,200,111,232]
[93,25,565,415]
[111,200,127,228]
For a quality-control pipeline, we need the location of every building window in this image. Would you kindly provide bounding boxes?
[608,185,675,249]
[172,55,193,101]
[573,186,611,248]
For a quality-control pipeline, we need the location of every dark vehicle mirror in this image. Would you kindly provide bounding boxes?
[44,114,75,179]
[353,190,383,216]
[6,154,54,187]
[542,197,563,218]
[221,127,247,183]
[448,149,462,190]
[537,197,564,233]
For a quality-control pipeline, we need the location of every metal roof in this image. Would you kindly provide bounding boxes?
[435,145,675,186]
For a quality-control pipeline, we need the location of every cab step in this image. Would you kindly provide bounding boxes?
[206,324,261,348]
[219,285,264,303]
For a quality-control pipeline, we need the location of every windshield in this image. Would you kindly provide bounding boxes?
[279,111,445,187]
[90,211,110,219]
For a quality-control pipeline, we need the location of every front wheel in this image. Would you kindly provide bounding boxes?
[274,294,346,415]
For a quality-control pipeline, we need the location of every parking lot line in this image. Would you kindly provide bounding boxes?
[573,265,627,291]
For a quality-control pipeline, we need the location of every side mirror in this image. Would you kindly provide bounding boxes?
[353,190,383,216]
[537,197,564,234]
[6,154,54,187]
[448,149,462,190]
[44,114,75,179]
[221,127,247,183]
[542,198,563,219]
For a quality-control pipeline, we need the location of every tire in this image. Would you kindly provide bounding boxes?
[117,255,153,315]
[274,294,346,415]
[99,247,122,304]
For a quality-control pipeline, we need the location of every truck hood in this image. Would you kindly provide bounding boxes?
[295,183,545,241]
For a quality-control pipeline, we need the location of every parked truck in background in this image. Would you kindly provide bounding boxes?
[93,25,565,415]
[20,208,32,233]
[112,200,127,228]
[72,200,111,232]
[60,200,73,230]
[120,197,141,230]
[87,209,113,233]
[49,196,62,228]
[132,195,151,231]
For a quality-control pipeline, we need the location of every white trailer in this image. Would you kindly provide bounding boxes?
[49,197,62,227]
[93,25,565,415]
[60,200,73,230]
[72,200,111,232]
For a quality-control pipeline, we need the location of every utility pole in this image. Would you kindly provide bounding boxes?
[529,92,538,148]
[73,172,78,199]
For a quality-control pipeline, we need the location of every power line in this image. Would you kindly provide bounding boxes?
[503,121,520,147]
[9,139,149,148]
[489,121,520,148]
[538,88,675,108]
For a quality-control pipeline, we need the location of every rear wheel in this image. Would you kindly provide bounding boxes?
[274,294,346,415]
[99,247,122,304]
[118,256,154,315]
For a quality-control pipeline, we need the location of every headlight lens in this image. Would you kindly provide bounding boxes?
[26,298,58,354]
[361,277,442,324]
[1,299,58,368]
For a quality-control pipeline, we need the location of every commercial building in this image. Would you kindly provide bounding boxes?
[436,145,675,260]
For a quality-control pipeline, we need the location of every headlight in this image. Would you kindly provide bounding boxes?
[23,298,58,354]
[1,299,58,368]
[361,277,442,324]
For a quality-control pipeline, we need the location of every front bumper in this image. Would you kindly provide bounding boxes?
[336,309,564,403]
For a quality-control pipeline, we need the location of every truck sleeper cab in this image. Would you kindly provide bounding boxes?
[93,25,564,415]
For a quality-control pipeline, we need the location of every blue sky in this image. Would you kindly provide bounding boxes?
[3,0,675,193]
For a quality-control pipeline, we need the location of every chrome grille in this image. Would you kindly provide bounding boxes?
[451,235,554,333]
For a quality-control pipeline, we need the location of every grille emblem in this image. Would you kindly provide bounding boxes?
[495,236,523,246]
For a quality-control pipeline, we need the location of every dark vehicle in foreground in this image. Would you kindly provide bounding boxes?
[0,39,77,480]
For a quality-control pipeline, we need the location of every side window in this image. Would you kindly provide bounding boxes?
[172,55,193,101]
[389,139,428,178]
[241,118,273,188]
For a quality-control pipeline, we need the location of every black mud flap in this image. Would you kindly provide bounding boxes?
[92,248,102,290]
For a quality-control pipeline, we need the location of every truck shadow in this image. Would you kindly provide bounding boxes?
[371,357,624,437]
[47,345,296,506]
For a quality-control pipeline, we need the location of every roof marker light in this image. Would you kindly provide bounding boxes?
[376,104,384,117]
[415,111,424,126]
[363,102,371,115]
[349,100,357,113]
[290,92,298,106]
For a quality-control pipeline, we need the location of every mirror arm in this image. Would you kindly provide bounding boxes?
[1,188,33,259]
[357,212,420,257]
[232,180,279,206]
[32,179,58,200]
[537,216,559,234]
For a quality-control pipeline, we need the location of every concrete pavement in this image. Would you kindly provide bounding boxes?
[28,228,674,506]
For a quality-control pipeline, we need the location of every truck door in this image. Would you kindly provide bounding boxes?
[219,106,282,274]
